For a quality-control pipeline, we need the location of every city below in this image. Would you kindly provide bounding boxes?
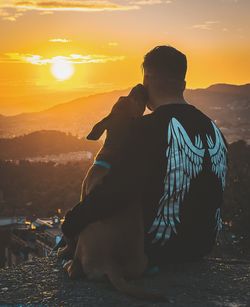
[0,216,62,268]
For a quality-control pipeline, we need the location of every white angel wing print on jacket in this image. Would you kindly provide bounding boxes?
[148,117,228,245]
[148,117,205,245]
[206,121,228,236]
[206,121,228,191]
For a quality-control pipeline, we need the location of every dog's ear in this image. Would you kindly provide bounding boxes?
[86,116,110,140]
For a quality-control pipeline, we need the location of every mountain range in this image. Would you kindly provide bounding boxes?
[0,83,249,144]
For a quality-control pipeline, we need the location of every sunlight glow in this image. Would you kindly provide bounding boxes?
[51,61,74,81]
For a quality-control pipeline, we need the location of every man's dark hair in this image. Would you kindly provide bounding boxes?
[142,45,187,81]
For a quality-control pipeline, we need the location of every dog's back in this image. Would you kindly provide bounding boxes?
[75,201,146,280]
[74,201,166,301]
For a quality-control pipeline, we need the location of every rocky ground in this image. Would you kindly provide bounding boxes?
[0,255,250,307]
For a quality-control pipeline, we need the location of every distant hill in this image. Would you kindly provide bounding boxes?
[0,90,94,116]
[0,84,249,143]
[0,130,101,160]
[206,83,250,95]
[0,88,128,139]
[184,83,250,143]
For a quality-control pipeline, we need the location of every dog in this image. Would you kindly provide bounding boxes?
[80,84,148,200]
[58,84,166,301]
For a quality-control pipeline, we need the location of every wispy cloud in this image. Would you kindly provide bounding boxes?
[49,38,72,43]
[191,21,220,30]
[0,0,139,12]
[15,0,139,11]
[2,52,125,65]
[0,0,140,21]
[108,42,118,46]
[129,0,172,5]
[39,10,53,15]
[0,7,24,21]
[0,0,172,21]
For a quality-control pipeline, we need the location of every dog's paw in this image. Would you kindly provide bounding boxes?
[63,260,73,272]
[57,245,74,260]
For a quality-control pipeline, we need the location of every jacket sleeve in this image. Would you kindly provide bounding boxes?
[61,117,152,238]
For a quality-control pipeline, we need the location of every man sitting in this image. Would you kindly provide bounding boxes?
[61,45,228,266]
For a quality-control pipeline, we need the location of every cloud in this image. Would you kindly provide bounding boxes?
[0,0,172,21]
[0,0,140,21]
[129,0,172,5]
[191,21,220,30]
[16,0,135,11]
[49,38,72,43]
[2,52,125,65]
[3,0,139,11]
[39,10,53,15]
[0,7,24,21]
[108,42,118,46]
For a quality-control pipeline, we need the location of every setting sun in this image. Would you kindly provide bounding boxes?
[51,61,74,81]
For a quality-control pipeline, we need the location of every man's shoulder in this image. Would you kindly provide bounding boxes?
[130,112,154,129]
[140,111,154,122]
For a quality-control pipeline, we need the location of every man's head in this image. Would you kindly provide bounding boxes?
[142,45,187,111]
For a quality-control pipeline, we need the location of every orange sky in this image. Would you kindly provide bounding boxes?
[0,0,249,115]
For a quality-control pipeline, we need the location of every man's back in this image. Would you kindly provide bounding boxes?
[137,103,228,262]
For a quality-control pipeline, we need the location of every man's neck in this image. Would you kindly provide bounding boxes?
[153,96,188,111]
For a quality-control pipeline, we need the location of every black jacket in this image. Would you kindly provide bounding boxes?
[62,103,228,260]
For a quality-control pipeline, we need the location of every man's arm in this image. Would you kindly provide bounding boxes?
[61,117,152,238]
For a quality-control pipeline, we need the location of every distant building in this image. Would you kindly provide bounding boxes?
[32,216,62,257]
[0,216,26,227]
[0,216,62,268]
[25,151,93,164]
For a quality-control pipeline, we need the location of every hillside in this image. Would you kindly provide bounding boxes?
[206,83,250,95]
[0,88,129,139]
[0,84,250,143]
[0,130,101,160]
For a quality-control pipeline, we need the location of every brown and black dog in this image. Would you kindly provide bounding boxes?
[58,84,166,301]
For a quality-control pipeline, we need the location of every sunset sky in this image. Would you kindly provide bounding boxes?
[0,0,249,114]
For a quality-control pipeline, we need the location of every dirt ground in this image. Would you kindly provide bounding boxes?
[0,254,250,307]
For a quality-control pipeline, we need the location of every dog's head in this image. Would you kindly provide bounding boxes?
[87,84,147,141]
[111,84,147,118]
